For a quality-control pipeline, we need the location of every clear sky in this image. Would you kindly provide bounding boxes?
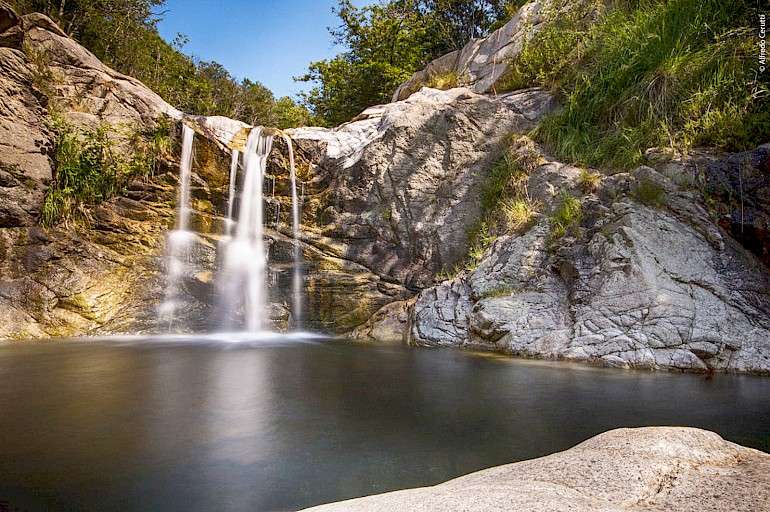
[157,0,374,99]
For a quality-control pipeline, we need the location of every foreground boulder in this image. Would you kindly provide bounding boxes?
[301,427,770,512]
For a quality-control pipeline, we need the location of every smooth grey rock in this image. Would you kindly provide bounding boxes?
[301,427,770,512]
[289,87,555,289]
[407,143,770,373]
[392,1,549,101]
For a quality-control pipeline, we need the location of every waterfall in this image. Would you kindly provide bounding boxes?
[283,135,303,329]
[221,127,274,332]
[225,148,240,236]
[159,124,196,326]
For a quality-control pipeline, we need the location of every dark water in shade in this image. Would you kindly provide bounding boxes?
[0,337,769,512]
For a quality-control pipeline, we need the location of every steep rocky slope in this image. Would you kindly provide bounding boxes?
[302,427,770,512]
[0,3,209,338]
[379,141,770,374]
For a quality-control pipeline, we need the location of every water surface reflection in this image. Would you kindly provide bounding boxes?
[0,338,768,511]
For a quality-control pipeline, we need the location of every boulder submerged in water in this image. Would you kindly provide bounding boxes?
[300,426,770,512]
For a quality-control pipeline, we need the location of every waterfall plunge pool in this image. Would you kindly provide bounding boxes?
[1,336,769,511]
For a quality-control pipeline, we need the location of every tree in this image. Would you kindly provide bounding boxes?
[297,0,518,126]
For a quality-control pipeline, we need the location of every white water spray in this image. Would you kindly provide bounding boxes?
[283,135,303,329]
[160,124,196,325]
[225,148,240,236]
[221,127,274,332]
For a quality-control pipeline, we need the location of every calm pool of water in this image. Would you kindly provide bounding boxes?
[0,336,769,511]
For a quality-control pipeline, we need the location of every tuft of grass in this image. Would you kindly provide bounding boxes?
[577,168,602,192]
[502,198,538,231]
[632,177,666,207]
[425,70,461,90]
[507,0,769,170]
[23,41,59,99]
[479,284,516,299]
[549,192,583,242]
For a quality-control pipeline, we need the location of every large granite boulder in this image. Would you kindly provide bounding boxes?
[301,427,770,512]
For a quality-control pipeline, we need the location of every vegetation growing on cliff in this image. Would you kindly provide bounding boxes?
[503,0,769,169]
[42,115,173,226]
[438,136,540,278]
[9,0,310,128]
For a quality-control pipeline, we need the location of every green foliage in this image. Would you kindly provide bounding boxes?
[9,0,310,128]
[548,192,582,242]
[299,0,516,126]
[42,114,168,226]
[425,70,461,90]
[441,138,539,277]
[496,1,596,93]
[577,168,601,192]
[506,0,769,169]
[632,178,666,207]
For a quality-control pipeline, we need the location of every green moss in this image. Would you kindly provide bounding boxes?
[632,178,666,207]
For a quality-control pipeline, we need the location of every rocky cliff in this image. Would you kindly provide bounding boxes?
[0,2,768,374]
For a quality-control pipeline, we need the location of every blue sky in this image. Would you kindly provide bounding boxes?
[157,0,374,99]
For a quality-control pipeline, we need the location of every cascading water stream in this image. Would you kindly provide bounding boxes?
[225,148,240,237]
[159,124,195,326]
[283,135,303,329]
[221,127,274,332]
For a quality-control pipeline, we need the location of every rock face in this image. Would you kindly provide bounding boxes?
[300,427,770,512]
[398,141,770,373]
[0,5,187,338]
[391,1,548,102]
[289,87,554,290]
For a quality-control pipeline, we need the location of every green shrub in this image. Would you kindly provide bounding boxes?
[508,0,769,169]
[42,115,170,226]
